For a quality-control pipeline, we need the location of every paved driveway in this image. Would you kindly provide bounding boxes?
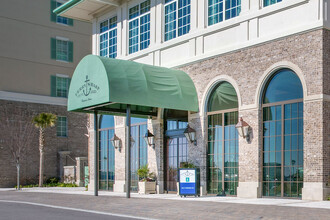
[0,190,329,220]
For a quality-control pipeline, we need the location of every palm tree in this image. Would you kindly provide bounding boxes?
[33,113,57,187]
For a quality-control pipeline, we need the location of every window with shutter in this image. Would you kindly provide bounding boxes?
[51,0,74,26]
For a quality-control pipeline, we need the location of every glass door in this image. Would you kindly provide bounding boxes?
[166,136,188,192]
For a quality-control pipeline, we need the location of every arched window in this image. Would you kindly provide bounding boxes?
[262,69,303,198]
[207,82,239,195]
[99,115,115,191]
[130,117,148,192]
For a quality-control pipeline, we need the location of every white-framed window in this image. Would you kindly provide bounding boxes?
[164,0,191,41]
[100,16,117,58]
[56,39,69,61]
[128,0,151,54]
[51,37,73,62]
[263,0,282,7]
[208,0,241,26]
[57,116,67,137]
[51,75,70,98]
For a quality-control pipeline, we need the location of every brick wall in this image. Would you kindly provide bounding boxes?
[0,100,88,187]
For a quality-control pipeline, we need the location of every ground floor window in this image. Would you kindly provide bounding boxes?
[207,111,239,195]
[99,115,115,191]
[262,102,303,197]
[130,118,148,192]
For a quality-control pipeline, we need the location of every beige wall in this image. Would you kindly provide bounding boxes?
[0,0,91,96]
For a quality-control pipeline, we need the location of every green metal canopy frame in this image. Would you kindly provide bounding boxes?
[68,55,198,115]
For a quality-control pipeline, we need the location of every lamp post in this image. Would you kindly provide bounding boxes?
[184,125,197,145]
[144,130,155,148]
[235,117,250,142]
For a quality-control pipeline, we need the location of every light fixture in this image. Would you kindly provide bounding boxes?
[184,125,197,146]
[130,136,135,144]
[235,117,251,142]
[144,130,155,148]
[111,134,121,151]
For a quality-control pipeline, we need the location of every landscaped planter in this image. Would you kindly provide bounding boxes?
[138,181,156,194]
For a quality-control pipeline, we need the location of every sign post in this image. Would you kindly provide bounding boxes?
[178,168,200,197]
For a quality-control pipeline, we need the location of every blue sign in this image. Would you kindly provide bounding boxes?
[179,169,196,195]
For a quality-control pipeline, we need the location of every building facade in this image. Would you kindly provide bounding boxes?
[0,0,91,187]
[57,0,330,200]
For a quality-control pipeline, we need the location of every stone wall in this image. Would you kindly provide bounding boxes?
[0,100,88,187]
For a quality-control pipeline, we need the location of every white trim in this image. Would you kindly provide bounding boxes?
[56,73,69,78]
[0,91,67,106]
[200,75,242,117]
[254,61,308,107]
[304,94,330,102]
[56,36,70,41]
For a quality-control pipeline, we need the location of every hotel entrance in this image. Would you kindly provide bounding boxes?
[164,110,189,193]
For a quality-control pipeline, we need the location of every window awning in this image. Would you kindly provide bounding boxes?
[53,0,120,22]
[68,55,198,116]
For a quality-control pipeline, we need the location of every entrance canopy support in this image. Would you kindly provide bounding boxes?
[126,105,131,198]
[67,55,199,198]
[93,111,98,196]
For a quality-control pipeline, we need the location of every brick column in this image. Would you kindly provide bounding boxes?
[302,100,330,200]
[236,108,262,198]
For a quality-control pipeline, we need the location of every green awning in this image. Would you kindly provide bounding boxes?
[68,55,198,116]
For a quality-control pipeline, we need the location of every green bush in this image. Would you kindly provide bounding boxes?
[137,164,150,181]
[46,177,59,184]
[180,161,196,168]
[17,182,78,188]
[137,164,156,182]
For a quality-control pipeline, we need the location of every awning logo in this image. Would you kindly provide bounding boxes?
[75,75,100,101]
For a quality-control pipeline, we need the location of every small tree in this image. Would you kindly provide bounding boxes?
[0,106,35,190]
[32,113,57,187]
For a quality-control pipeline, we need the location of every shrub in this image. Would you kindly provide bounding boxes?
[180,161,196,168]
[46,177,59,184]
[137,164,156,182]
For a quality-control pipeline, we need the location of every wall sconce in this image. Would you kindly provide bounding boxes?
[130,136,135,144]
[184,125,197,146]
[144,130,155,148]
[235,117,251,142]
[111,134,122,151]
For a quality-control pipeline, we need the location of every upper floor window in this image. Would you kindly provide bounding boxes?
[208,0,241,26]
[51,75,71,98]
[57,116,68,137]
[51,38,73,62]
[129,0,151,54]
[50,0,73,26]
[264,0,282,7]
[164,0,191,41]
[100,16,118,58]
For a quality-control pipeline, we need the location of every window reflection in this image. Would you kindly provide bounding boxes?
[262,69,303,198]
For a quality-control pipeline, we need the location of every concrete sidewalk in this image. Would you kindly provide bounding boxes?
[17,187,330,210]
